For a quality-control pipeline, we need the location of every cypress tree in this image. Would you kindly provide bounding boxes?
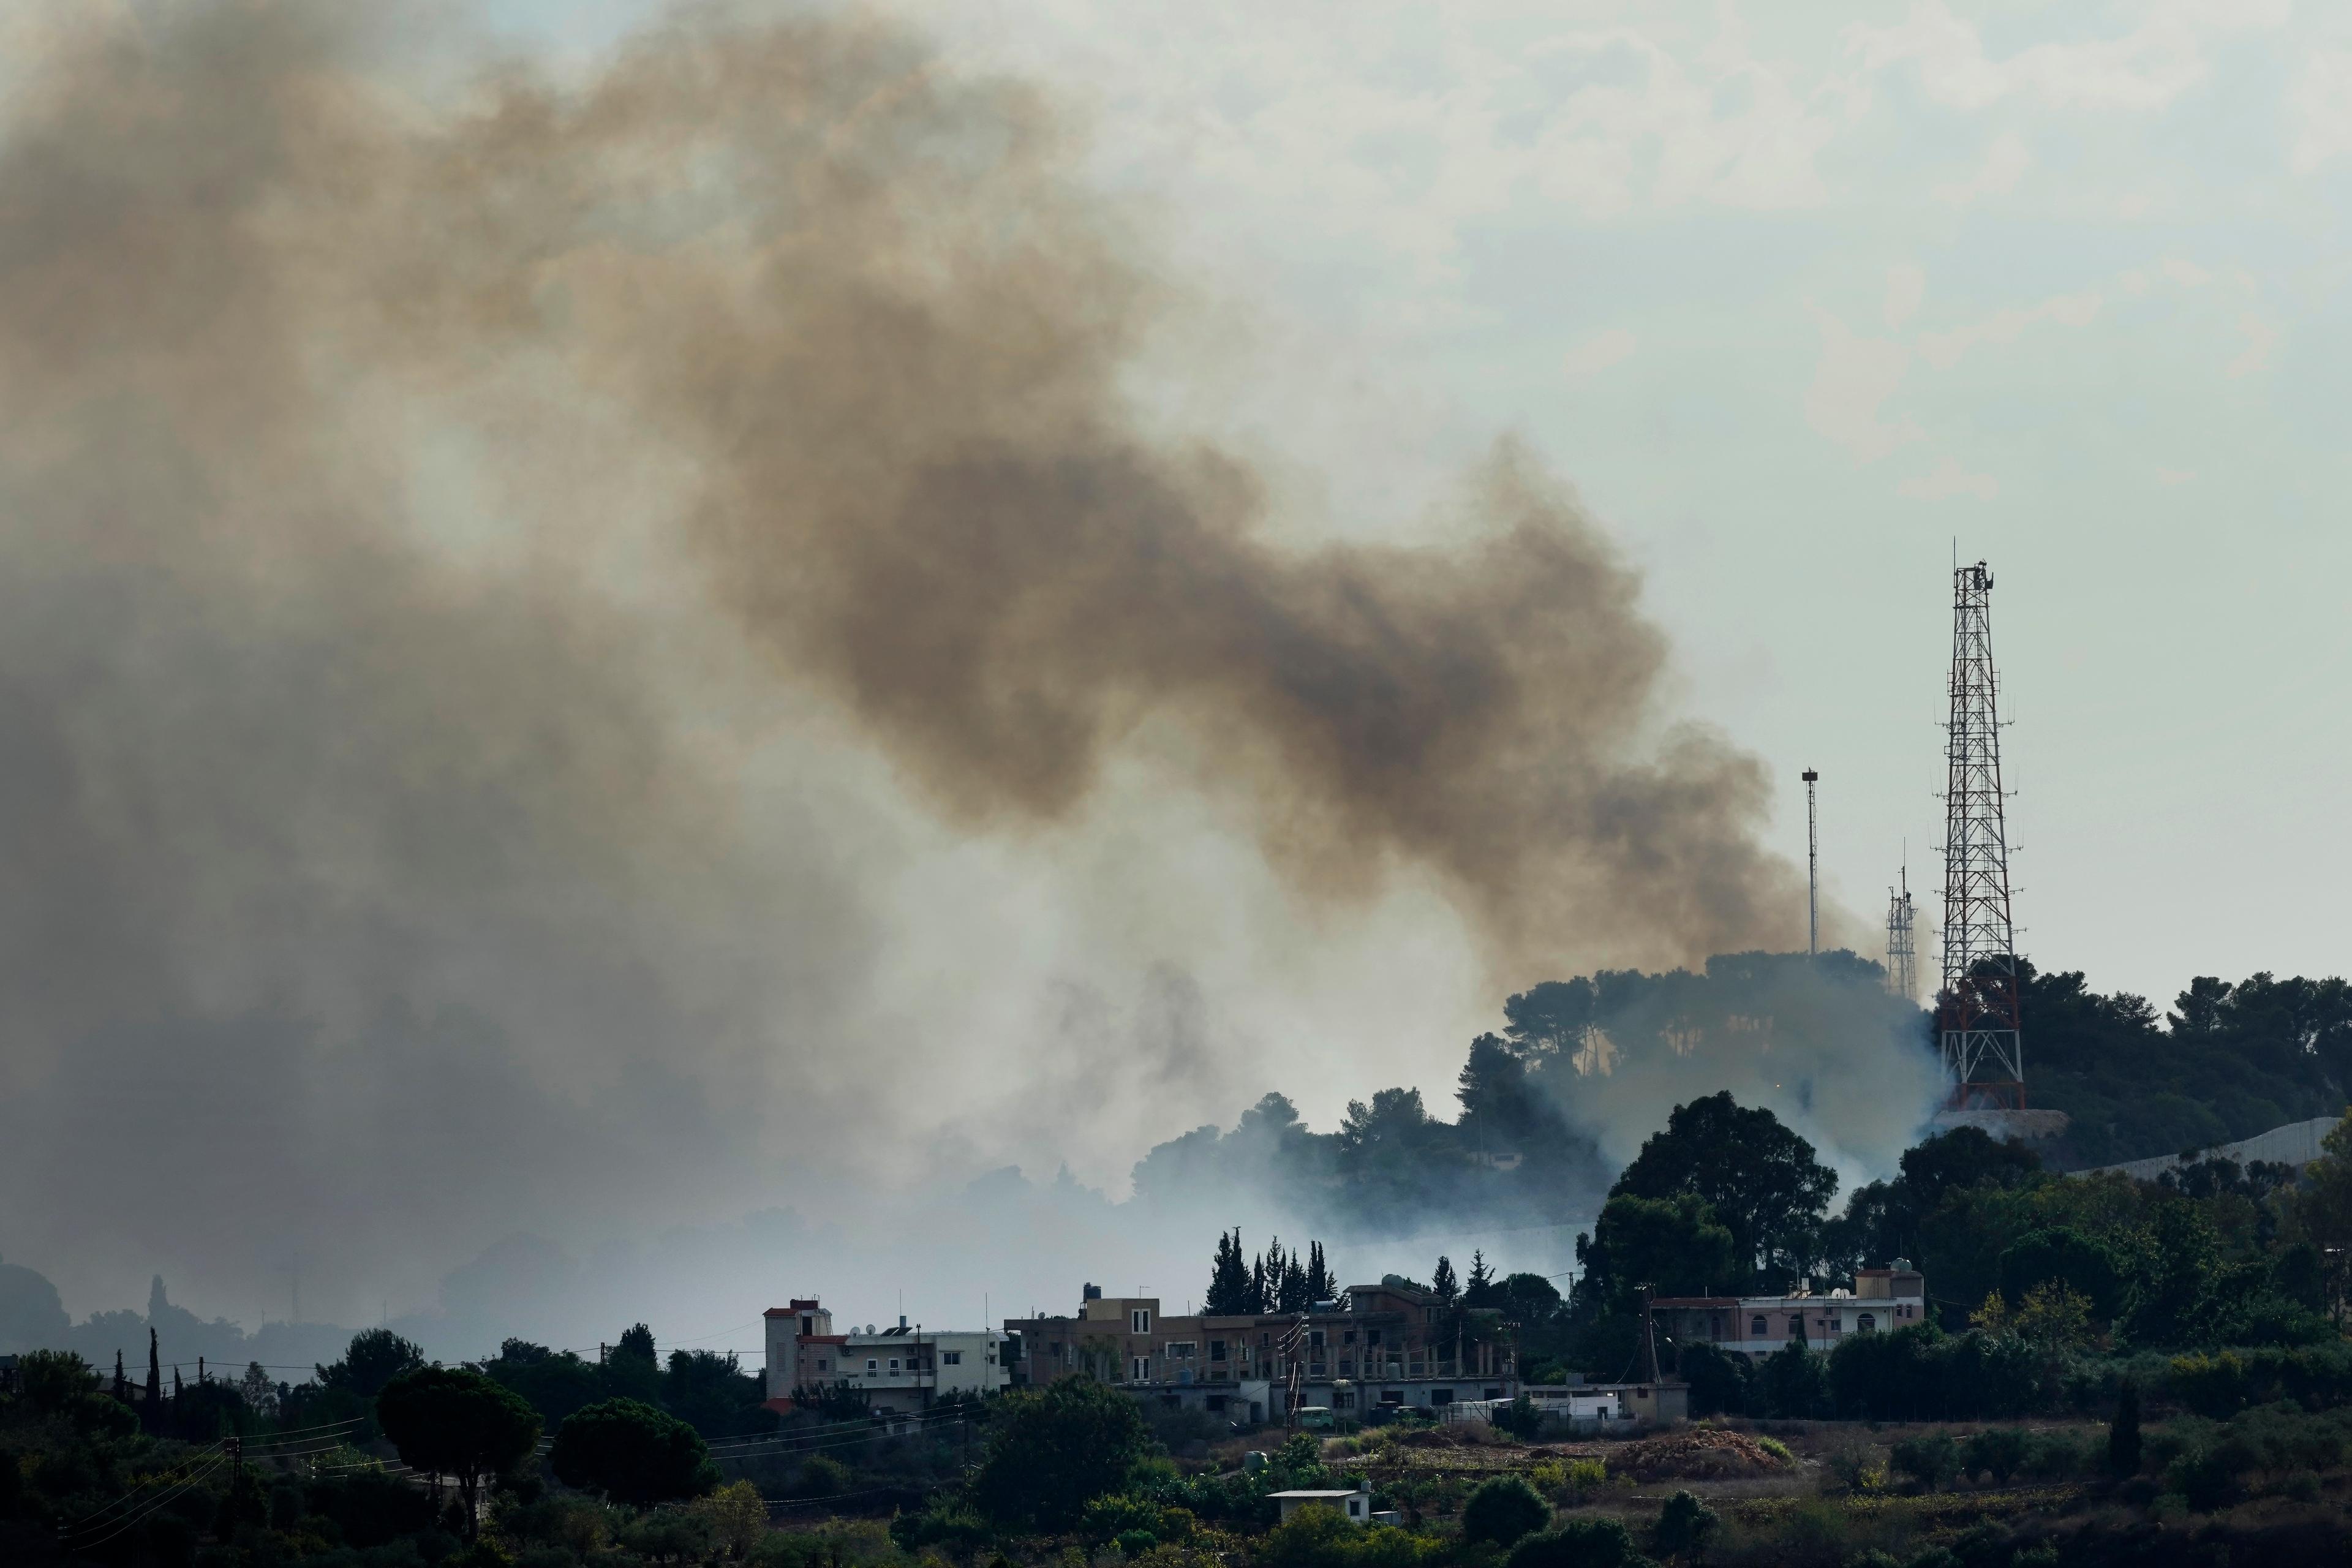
[1249,1252,1267,1315]
[2108,1381,2143,1476]
[1276,1251,1309,1313]
[1259,1238,1287,1311]
[1206,1230,1253,1315]
[146,1329,162,1430]
[1305,1241,1335,1304]
[113,1349,127,1402]
[1433,1255,1459,1303]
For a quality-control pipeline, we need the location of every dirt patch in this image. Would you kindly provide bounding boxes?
[1608,1428,1795,1482]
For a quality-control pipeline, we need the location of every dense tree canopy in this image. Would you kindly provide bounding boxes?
[550,1396,714,1506]
[375,1365,542,1537]
[970,1374,1153,1529]
[316,1328,426,1398]
[1610,1091,1836,1283]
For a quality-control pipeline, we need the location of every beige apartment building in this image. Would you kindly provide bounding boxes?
[1002,1279,1519,1422]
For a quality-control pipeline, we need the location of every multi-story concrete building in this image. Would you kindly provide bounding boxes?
[763,1297,1009,1416]
[1649,1261,1929,1363]
[1001,1279,1519,1422]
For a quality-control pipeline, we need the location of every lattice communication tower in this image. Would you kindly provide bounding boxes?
[1936,561,2024,1108]
[1885,867,1916,1001]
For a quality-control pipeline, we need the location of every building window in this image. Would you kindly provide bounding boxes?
[1857,1314,1875,1333]
[1334,1392,1354,1408]
[1432,1389,1454,1405]
[1787,1317,1804,1335]
[1210,1340,1227,1362]
[866,1359,878,1373]
[1206,1395,1227,1412]
[1751,1316,1767,1336]
[889,1359,900,1373]
[801,1316,813,1335]
[943,1351,962,1365]
[1169,1342,1196,1360]
[1310,1330,1325,1350]
[1343,1330,1357,1345]
[1130,1356,1152,1382]
[1132,1309,1152,1335]
[1381,1389,1404,1405]
[1366,1329,1382,1347]
[818,1359,829,1373]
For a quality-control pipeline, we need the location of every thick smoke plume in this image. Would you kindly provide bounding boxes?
[0,1,1838,1338]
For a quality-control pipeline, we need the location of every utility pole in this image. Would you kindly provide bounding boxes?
[1802,769,1820,959]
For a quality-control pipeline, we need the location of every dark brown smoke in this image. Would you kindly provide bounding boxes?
[287,1,1801,972]
[0,1,1814,1319]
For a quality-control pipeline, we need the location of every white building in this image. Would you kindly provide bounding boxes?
[763,1297,1009,1415]
[1650,1261,1931,1363]
[1270,1480,1376,1524]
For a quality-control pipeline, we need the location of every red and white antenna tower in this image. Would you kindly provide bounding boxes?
[1936,561,2023,1108]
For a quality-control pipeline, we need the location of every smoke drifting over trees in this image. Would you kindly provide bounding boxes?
[0,1,1863,1331]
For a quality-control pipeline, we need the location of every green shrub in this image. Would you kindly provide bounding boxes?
[1492,1395,1544,1441]
[1890,1432,1960,1491]
[1961,1428,2030,1485]
[2022,1429,2089,1481]
[889,1502,994,1556]
[1562,1458,1608,1497]
[1505,1518,1646,1568]
[1820,1439,1885,1494]
[1257,1506,1439,1568]
[2167,1343,2352,1417]
[1649,1490,1717,1563]
[1460,1476,1548,1548]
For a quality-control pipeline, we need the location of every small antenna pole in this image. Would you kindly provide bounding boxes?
[1802,769,1820,959]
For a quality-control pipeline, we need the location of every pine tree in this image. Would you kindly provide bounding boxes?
[1278,1251,1309,1313]
[1206,1229,1254,1315]
[1433,1255,1459,1303]
[1259,1238,1287,1311]
[1465,1250,1494,1306]
[1305,1241,1335,1305]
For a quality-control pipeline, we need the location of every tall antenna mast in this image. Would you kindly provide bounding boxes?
[1885,862,1916,1000]
[1801,769,1819,959]
[1937,561,2023,1107]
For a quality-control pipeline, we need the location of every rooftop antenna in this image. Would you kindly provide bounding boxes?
[1802,769,1820,959]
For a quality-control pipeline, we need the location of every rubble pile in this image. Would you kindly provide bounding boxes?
[1608,1427,1793,1481]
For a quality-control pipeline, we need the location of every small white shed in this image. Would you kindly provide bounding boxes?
[1269,1479,1375,1524]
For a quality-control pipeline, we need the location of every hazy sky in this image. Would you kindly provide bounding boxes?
[922,0,2352,1011]
[488,0,2352,1009]
[3,0,2344,1340]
